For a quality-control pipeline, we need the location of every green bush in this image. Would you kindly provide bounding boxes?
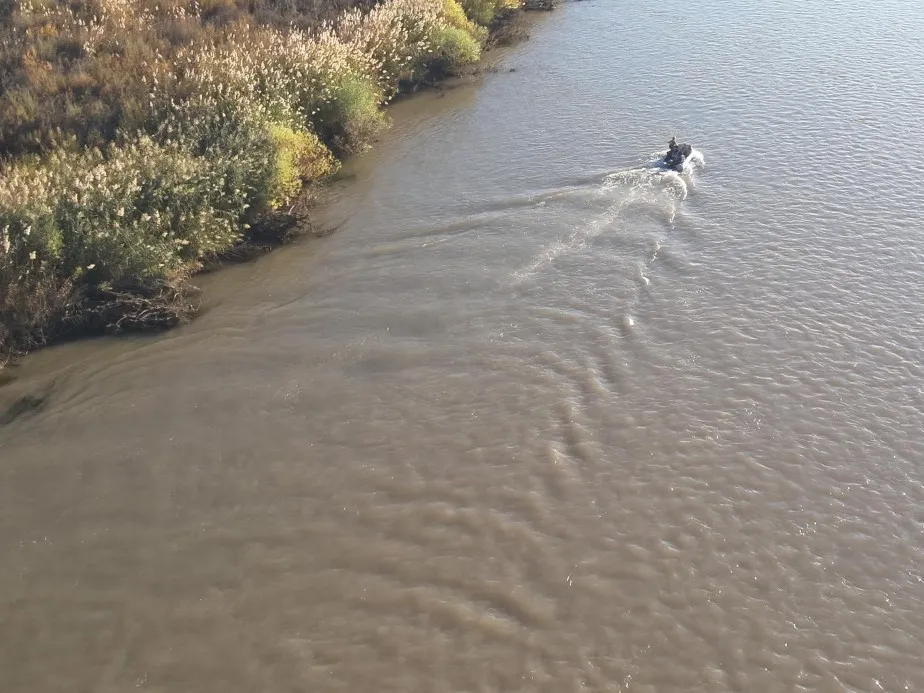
[430,24,482,74]
[442,0,488,39]
[0,255,70,356]
[459,0,519,26]
[318,71,388,152]
[266,123,340,208]
[0,130,270,286]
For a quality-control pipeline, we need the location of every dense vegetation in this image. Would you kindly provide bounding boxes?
[0,0,521,364]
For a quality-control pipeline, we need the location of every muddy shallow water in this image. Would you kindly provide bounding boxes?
[3,1,924,691]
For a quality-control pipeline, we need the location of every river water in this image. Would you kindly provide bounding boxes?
[3,1,924,691]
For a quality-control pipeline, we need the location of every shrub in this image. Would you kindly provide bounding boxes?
[458,0,519,26]
[170,23,382,152]
[441,0,487,40]
[317,71,388,152]
[266,123,340,208]
[0,252,71,356]
[0,132,268,286]
[429,24,481,74]
[337,0,434,94]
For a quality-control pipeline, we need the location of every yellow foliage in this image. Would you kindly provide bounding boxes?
[431,25,481,70]
[459,0,519,26]
[266,123,339,208]
[442,0,488,41]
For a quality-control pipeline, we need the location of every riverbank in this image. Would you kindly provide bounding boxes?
[0,0,553,372]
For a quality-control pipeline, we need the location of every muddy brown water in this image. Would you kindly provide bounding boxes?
[3,1,924,691]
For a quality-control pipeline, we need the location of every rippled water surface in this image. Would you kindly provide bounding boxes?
[3,1,924,691]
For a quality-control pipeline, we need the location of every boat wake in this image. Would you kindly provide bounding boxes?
[605,148,706,201]
[511,149,705,283]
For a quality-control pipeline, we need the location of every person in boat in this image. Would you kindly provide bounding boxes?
[665,137,692,170]
[665,137,680,167]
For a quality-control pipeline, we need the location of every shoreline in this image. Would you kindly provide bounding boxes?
[0,0,555,375]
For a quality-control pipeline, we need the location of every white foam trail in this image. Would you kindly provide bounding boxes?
[511,149,704,283]
[512,194,635,282]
